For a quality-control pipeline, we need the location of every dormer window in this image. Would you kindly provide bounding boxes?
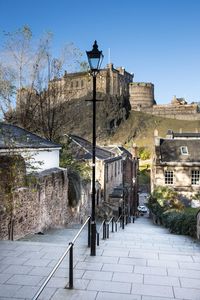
[180,146,188,155]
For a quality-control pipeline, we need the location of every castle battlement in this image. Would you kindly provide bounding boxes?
[129,82,155,110]
[16,63,200,123]
[46,64,134,103]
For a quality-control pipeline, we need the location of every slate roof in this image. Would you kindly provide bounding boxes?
[160,138,200,162]
[0,123,61,149]
[103,145,132,157]
[68,134,113,160]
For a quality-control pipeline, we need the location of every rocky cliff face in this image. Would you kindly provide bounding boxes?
[8,90,131,142]
[61,92,131,141]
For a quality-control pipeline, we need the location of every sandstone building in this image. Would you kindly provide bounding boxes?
[152,130,200,201]
[67,134,139,216]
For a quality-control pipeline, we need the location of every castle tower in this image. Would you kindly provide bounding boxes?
[129,82,155,110]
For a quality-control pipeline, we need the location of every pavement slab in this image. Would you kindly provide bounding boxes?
[0,215,200,300]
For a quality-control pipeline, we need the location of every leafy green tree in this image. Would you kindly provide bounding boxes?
[60,142,91,180]
[138,147,151,160]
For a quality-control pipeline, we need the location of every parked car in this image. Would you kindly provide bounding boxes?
[137,205,148,213]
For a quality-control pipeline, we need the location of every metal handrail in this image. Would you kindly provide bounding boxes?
[71,216,91,244]
[96,219,106,245]
[97,219,105,234]
[116,215,122,223]
[32,212,134,299]
[32,216,91,300]
[96,215,123,244]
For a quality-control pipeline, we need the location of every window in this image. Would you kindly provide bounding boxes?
[81,80,84,87]
[111,164,113,179]
[115,162,117,177]
[180,146,188,155]
[191,170,200,185]
[70,81,73,88]
[165,170,173,185]
[106,165,109,183]
[76,81,79,88]
[118,160,120,174]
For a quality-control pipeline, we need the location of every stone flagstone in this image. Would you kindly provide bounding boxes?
[0,216,200,299]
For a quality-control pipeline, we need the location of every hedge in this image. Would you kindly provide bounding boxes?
[148,187,199,238]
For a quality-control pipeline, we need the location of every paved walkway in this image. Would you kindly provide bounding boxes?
[0,216,200,300]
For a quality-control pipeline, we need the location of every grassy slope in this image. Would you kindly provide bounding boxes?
[109,111,200,151]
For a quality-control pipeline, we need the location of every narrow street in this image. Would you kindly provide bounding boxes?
[0,215,200,300]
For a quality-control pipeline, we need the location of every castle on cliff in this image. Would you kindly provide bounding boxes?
[17,63,200,121]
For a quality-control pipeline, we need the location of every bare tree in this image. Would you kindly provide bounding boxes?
[0,26,86,140]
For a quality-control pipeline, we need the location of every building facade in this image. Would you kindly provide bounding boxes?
[67,135,139,216]
[152,130,200,201]
[0,123,61,172]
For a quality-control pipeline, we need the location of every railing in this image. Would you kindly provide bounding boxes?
[96,214,135,244]
[32,213,135,299]
[32,216,91,300]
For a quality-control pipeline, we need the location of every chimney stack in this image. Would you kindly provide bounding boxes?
[132,143,138,158]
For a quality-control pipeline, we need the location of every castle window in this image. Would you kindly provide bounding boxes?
[81,80,84,87]
[191,170,200,185]
[76,81,79,88]
[70,81,73,88]
[165,170,173,185]
[180,146,188,155]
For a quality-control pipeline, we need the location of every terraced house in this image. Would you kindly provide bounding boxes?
[152,130,200,202]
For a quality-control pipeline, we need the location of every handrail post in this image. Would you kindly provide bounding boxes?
[115,221,117,232]
[111,217,114,232]
[122,215,125,229]
[88,217,91,247]
[103,221,106,239]
[68,242,73,289]
[97,232,99,246]
[106,223,109,239]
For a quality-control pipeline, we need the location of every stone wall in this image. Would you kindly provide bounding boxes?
[16,64,133,111]
[129,82,155,109]
[197,211,200,239]
[0,168,91,240]
[133,104,200,121]
[151,164,200,201]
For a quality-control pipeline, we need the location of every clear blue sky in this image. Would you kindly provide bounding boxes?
[1,0,200,104]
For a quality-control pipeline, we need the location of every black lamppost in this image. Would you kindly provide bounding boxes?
[122,156,126,229]
[86,41,104,256]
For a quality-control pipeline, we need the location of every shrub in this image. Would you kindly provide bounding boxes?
[138,147,151,160]
[149,186,198,238]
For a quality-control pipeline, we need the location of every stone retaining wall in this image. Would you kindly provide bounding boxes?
[0,168,91,240]
[134,105,200,121]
